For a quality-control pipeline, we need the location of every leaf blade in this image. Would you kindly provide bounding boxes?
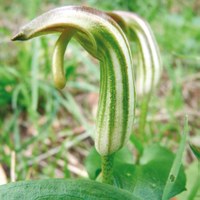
[0,179,140,200]
[162,116,188,200]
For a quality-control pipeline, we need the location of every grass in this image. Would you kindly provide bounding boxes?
[0,0,200,198]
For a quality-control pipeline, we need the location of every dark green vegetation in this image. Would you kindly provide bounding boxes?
[0,179,140,200]
[0,0,200,199]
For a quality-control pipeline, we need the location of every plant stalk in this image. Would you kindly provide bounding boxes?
[138,94,151,142]
[101,154,115,184]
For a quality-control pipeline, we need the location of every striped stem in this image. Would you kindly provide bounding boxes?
[101,154,115,184]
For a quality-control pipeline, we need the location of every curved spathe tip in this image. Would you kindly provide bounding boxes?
[11,31,26,41]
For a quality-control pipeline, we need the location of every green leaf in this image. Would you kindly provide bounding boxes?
[0,179,140,200]
[177,161,200,200]
[112,144,186,199]
[139,144,174,164]
[162,116,188,200]
[113,160,185,200]
[85,147,134,180]
[85,148,101,180]
[86,144,186,200]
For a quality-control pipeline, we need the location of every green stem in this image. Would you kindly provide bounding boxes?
[138,94,151,142]
[101,154,115,184]
[130,134,143,163]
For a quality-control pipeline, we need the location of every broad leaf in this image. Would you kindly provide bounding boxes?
[114,145,186,200]
[139,144,174,164]
[113,144,186,200]
[177,161,200,200]
[0,179,140,200]
[113,160,185,200]
[85,144,186,200]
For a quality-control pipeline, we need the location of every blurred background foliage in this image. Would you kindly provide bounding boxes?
[0,0,199,197]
